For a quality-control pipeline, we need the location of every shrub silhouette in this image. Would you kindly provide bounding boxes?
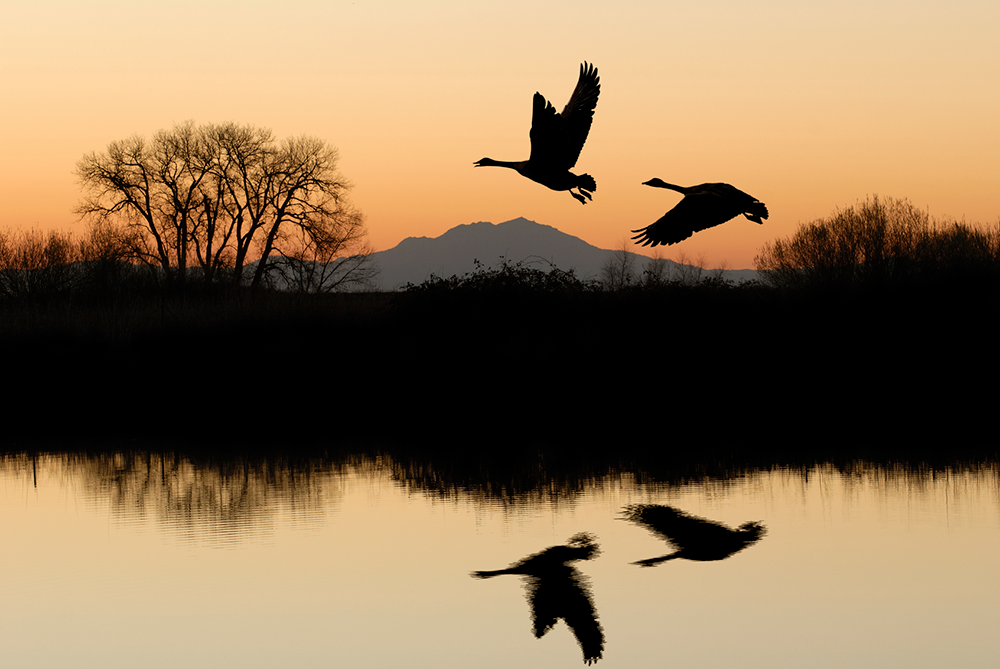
[402,256,595,296]
[755,195,1000,290]
[0,228,78,299]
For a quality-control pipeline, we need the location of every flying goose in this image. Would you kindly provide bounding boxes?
[474,63,600,204]
[632,179,768,246]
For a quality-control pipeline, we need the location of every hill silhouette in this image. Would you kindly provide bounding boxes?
[370,217,758,288]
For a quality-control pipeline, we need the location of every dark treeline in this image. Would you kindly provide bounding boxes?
[3,196,998,446]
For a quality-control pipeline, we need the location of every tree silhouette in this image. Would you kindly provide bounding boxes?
[76,121,371,290]
[600,238,637,291]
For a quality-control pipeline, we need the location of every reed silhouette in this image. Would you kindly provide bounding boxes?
[472,532,604,664]
[632,179,768,246]
[474,63,600,204]
[622,504,765,566]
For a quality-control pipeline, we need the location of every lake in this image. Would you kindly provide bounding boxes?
[1,451,997,668]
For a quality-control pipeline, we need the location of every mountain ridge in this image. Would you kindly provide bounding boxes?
[370,217,757,289]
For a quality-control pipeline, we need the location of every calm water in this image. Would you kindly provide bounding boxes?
[1,453,998,668]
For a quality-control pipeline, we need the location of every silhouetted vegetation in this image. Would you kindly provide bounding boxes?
[755,195,1000,290]
[76,121,374,291]
[599,239,638,290]
[403,256,596,295]
[0,224,158,303]
[2,194,997,447]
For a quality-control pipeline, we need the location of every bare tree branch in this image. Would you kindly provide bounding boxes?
[75,122,372,292]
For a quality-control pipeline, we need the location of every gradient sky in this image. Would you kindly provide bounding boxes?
[3,0,998,269]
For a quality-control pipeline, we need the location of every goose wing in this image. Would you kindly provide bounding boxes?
[528,62,600,170]
[631,193,738,246]
[632,185,767,247]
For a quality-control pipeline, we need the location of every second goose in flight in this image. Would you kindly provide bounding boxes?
[632,179,768,246]
[474,62,600,205]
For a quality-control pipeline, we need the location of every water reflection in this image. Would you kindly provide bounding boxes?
[473,533,604,664]
[2,451,346,545]
[4,450,997,533]
[1,451,998,669]
[622,504,766,566]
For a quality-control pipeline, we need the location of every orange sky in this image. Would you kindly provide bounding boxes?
[2,0,998,269]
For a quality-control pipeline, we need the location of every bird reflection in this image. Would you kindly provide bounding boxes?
[472,532,604,664]
[622,504,766,566]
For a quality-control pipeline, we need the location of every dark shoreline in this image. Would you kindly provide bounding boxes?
[3,279,996,449]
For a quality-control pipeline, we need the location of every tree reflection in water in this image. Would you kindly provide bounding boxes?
[472,532,604,664]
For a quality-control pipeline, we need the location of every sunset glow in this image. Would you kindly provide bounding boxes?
[3,0,998,269]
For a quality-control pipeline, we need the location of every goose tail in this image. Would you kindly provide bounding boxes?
[578,174,597,193]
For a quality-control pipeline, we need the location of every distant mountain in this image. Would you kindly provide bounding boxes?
[370,217,757,289]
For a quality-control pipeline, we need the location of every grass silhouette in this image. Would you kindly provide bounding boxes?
[2,195,998,445]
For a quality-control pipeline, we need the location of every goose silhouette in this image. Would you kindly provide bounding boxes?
[474,62,600,204]
[632,179,768,246]
[472,533,604,664]
[622,504,765,566]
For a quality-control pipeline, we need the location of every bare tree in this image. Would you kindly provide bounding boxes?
[264,209,378,292]
[600,237,637,290]
[76,134,169,271]
[710,257,731,280]
[641,250,669,287]
[0,229,77,298]
[76,121,371,291]
[755,195,1000,289]
[0,223,153,299]
[670,251,706,286]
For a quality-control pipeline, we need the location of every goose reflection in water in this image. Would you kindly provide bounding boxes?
[622,504,766,567]
[472,532,604,665]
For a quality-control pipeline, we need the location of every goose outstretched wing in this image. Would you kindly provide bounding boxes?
[632,193,734,246]
[529,62,600,171]
[632,185,768,247]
